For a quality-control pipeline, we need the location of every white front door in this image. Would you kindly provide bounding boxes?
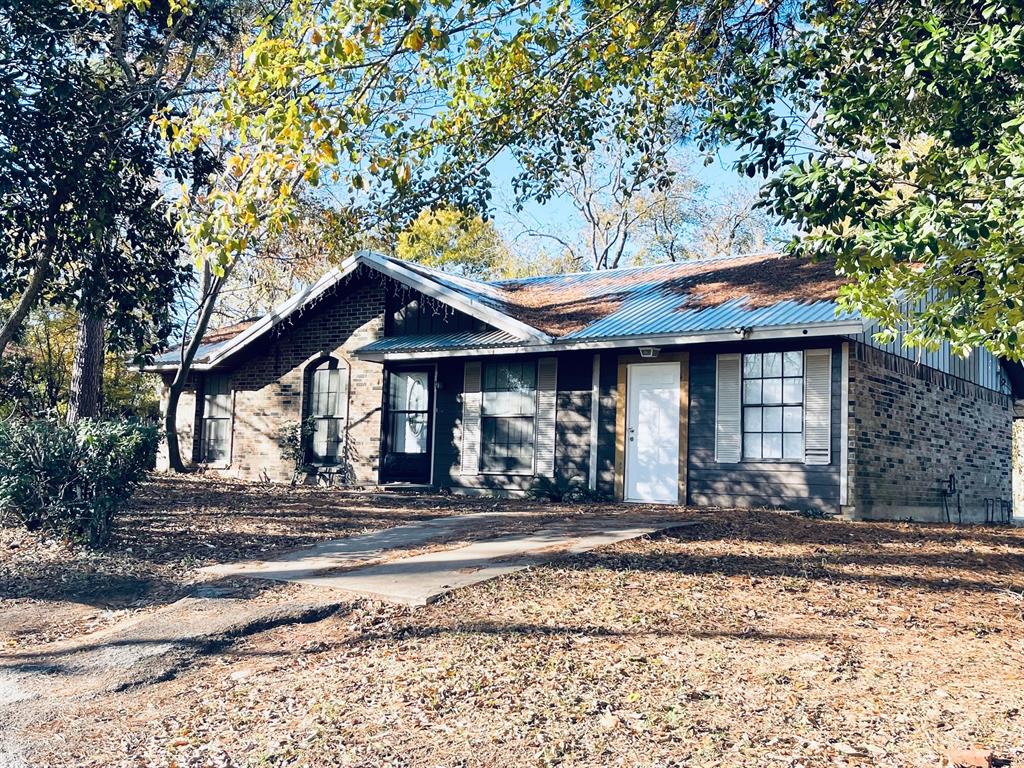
[625,362,680,503]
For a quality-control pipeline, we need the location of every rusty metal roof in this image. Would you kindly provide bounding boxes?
[482,252,853,338]
[146,251,859,370]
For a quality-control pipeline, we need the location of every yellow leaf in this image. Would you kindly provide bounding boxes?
[406,29,424,52]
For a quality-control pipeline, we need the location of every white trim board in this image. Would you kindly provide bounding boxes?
[143,251,551,373]
[840,341,850,506]
[355,320,867,362]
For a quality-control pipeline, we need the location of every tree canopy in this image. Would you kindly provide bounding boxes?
[707,0,1024,358]
[150,0,792,266]
[396,207,519,279]
[0,0,237,359]
[52,0,1024,364]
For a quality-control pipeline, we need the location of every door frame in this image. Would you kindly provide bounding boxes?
[380,364,436,484]
[614,351,690,504]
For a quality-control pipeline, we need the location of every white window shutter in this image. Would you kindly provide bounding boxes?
[804,349,832,465]
[535,357,558,477]
[461,361,482,475]
[715,353,742,463]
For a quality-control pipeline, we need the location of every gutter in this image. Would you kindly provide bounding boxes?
[353,319,867,362]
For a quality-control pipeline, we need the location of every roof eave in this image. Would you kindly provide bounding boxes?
[354,318,866,361]
[147,251,553,374]
[356,251,552,343]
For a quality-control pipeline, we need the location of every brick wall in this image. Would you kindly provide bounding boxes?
[158,271,387,483]
[847,343,1012,522]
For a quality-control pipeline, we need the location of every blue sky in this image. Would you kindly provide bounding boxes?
[484,143,760,256]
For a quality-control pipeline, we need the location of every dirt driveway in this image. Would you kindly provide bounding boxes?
[3,477,1024,767]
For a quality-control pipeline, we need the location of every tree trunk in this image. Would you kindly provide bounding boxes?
[164,260,232,472]
[67,312,105,422]
[163,381,187,470]
[0,250,51,360]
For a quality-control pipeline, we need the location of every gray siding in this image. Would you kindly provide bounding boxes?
[687,340,844,514]
[434,352,595,494]
[857,293,1007,393]
[595,351,619,498]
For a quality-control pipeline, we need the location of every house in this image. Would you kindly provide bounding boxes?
[145,250,1018,522]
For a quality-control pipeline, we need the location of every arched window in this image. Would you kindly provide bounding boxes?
[307,357,349,463]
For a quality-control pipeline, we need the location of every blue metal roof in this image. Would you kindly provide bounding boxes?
[357,329,521,354]
[150,339,229,367]
[358,252,859,355]
[486,252,856,339]
[396,252,857,337]
[149,252,860,369]
[563,295,855,340]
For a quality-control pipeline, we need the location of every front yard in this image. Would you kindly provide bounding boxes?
[4,478,1024,767]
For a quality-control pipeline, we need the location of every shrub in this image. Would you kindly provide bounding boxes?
[0,418,159,546]
[277,417,315,486]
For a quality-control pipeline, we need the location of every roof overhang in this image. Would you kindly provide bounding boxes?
[354,318,866,362]
[141,250,551,373]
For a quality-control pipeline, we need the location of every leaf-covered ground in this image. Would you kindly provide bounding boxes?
[0,476,580,649]
[6,479,1024,767]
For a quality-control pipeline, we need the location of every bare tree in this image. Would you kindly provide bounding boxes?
[515,140,662,271]
[511,147,786,271]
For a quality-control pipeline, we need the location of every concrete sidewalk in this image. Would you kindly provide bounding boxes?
[295,520,695,605]
[212,515,696,606]
[199,509,540,582]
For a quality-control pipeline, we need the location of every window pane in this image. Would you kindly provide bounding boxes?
[763,378,782,405]
[783,377,803,404]
[311,417,344,462]
[391,412,428,453]
[481,416,534,472]
[482,363,537,416]
[763,433,783,459]
[743,380,762,405]
[783,406,803,432]
[312,370,330,416]
[763,352,782,377]
[203,419,228,463]
[482,390,536,416]
[784,433,804,460]
[742,353,762,378]
[390,371,428,411]
[784,351,803,376]
[763,406,782,432]
[743,433,762,460]
[743,407,762,431]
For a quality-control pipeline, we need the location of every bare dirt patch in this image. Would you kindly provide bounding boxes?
[18,506,1024,768]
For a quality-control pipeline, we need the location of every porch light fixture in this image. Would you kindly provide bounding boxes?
[638,346,660,359]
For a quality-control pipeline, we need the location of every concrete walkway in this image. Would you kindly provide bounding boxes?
[206,514,695,606]
[199,509,541,581]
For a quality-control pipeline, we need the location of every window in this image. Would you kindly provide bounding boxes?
[388,371,429,454]
[742,351,804,460]
[200,374,232,464]
[309,358,348,463]
[480,361,536,473]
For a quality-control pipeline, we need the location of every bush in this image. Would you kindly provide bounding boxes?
[0,418,159,546]
[277,417,315,486]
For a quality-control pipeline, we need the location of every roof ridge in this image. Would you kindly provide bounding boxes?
[487,250,783,286]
